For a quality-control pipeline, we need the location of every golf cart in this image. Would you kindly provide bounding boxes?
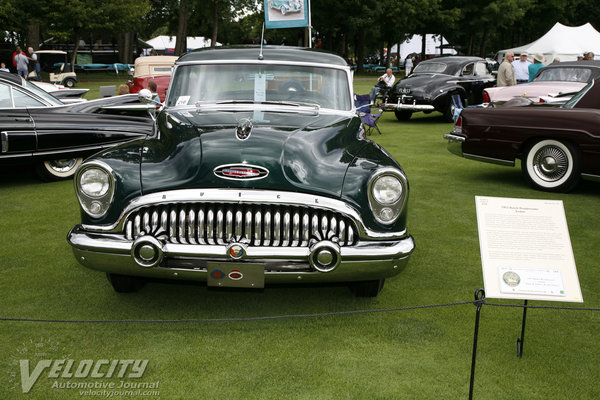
[28,50,78,87]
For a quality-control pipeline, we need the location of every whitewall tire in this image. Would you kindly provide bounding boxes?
[522,139,580,192]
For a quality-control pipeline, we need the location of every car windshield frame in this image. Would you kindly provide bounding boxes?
[166,62,353,112]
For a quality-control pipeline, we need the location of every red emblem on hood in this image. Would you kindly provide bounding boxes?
[214,164,269,180]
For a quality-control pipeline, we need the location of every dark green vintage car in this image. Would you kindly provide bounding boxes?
[67,47,415,297]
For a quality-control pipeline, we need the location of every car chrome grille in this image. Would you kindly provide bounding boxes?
[124,203,358,247]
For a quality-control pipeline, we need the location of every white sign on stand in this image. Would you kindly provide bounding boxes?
[475,196,583,302]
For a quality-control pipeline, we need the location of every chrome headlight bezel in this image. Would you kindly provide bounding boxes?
[74,161,115,219]
[367,168,408,225]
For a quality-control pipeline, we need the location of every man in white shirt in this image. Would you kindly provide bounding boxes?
[370,68,395,102]
[512,52,531,84]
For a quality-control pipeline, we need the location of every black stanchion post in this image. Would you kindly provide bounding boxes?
[469,288,486,400]
[517,299,528,358]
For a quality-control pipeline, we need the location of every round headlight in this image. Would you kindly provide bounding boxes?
[80,168,110,198]
[372,175,402,205]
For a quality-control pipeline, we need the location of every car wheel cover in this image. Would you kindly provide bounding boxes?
[527,140,572,187]
[43,158,82,176]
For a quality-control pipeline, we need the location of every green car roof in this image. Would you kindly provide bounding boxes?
[177,46,348,66]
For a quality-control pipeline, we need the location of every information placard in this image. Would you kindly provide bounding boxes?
[475,196,583,302]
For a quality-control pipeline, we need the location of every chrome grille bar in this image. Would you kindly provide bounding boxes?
[125,202,358,247]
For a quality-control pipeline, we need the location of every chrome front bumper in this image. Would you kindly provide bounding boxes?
[67,225,415,284]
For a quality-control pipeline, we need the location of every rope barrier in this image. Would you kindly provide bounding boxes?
[0,298,597,324]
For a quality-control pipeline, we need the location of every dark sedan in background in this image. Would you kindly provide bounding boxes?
[444,79,600,192]
[384,56,495,122]
[0,71,153,180]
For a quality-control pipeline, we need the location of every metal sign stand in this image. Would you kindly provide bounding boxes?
[469,288,485,400]
[517,300,528,358]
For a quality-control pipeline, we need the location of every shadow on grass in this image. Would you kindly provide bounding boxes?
[0,163,42,188]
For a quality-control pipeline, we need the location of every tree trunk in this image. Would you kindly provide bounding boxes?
[479,28,489,58]
[175,0,189,56]
[421,33,426,61]
[356,28,365,73]
[27,23,40,50]
[211,0,218,48]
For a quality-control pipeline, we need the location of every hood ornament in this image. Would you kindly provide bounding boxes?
[236,118,253,141]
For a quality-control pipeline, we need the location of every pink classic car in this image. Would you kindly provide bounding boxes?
[484,60,600,104]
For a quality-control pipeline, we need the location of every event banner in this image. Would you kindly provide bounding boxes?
[264,0,309,29]
[475,196,583,302]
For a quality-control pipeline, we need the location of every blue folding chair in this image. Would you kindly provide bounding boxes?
[354,94,383,135]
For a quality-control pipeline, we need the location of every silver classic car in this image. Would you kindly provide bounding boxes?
[67,47,415,297]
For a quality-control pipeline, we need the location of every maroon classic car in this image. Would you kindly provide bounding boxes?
[444,79,600,192]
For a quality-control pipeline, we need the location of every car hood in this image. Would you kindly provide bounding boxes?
[485,81,586,102]
[140,109,365,199]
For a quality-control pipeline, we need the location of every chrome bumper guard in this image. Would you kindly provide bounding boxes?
[444,133,465,157]
[67,225,415,283]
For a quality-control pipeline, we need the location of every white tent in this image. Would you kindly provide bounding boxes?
[391,34,457,61]
[145,36,221,53]
[499,22,600,63]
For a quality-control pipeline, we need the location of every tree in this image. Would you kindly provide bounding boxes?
[44,0,150,69]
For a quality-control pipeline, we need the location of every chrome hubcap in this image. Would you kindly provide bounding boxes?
[48,159,78,173]
[533,146,567,181]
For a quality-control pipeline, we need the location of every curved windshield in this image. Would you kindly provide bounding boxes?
[22,80,64,106]
[562,81,593,109]
[167,63,352,111]
[534,67,592,83]
[412,62,447,74]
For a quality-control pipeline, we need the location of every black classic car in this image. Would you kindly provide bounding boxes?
[67,46,415,297]
[384,56,496,122]
[444,79,600,192]
[0,71,153,180]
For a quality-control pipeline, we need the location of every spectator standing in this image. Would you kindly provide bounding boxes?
[512,52,531,84]
[404,56,413,76]
[528,53,545,81]
[27,47,41,81]
[15,49,29,78]
[147,81,161,104]
[0,62,9,72]
[496,51,516,86]
[585,52,595,60]
[12,46,22,68]
[577,54,584,61]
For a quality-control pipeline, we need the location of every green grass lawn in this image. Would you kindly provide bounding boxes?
[1,74,599,399]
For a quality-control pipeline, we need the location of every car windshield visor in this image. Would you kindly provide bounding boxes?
[167,63,352,111]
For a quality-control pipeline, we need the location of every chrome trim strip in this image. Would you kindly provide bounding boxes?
[582,173,600,182]
[463,153,514,166]
[1,131,7,153]
[82,189,408,240]
[176,59,350,72]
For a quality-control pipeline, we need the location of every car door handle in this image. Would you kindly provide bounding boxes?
[14,117,32,122]
[1,131,7,153]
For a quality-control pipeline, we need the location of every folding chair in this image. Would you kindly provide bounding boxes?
[354,94,383,135]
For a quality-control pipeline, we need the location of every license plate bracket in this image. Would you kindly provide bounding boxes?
[207,263,265,289]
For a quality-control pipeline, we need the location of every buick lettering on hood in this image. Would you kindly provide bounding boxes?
[67,47,415,297]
